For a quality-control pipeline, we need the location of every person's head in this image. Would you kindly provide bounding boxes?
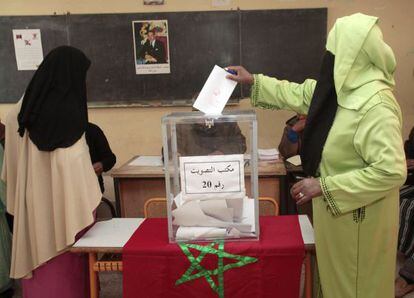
[25,45,91,98]
[325,13,395,109]
[18,46,91,151]
[147,30,156,42]
[301,14,395,176]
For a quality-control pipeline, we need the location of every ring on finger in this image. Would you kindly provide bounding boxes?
[298,192,305,199]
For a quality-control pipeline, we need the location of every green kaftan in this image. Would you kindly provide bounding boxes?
[251,13,406,298]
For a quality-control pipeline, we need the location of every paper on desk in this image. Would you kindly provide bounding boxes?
[258,148,279,156]
[128,156,163,167]
[259,148,279,161]
[193,65,237,115]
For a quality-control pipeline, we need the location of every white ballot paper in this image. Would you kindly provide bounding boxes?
[176,227,227,241]
[172,199,252,230]
[172,196,256,240]
[193,65,237,115]
[179,154,245,200]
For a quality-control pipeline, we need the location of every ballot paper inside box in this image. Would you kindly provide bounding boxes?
[161,110,259,242]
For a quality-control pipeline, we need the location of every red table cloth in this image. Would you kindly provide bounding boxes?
[123,216,304,298]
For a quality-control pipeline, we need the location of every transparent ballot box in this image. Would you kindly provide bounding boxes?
[161,110,259,242]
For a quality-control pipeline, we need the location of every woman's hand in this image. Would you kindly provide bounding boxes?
[292,118,306,133]
[290,178,322,205]
[225,66,254,85]
[93,162,104,176]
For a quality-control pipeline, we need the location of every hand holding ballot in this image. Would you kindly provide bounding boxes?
[225,65,254,85]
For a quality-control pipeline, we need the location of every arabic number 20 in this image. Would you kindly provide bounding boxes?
[202,181,212,188]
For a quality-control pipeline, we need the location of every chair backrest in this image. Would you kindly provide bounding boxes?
[258,197,279,216]
[144,197,279,218]
[144,197,168,218]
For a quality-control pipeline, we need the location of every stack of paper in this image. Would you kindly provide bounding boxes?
[172,194,256,241]
[258,148,280,161]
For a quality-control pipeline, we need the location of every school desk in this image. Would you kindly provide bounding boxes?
[111,156,289,217]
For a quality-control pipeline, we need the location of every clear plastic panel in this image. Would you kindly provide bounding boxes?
[162,110,259,243]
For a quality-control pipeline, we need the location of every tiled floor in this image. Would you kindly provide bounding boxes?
[98,272,123,298]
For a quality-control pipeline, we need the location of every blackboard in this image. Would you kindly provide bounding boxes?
[0,8,326,106]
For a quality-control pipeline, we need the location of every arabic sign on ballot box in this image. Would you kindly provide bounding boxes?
[180,154,245,200]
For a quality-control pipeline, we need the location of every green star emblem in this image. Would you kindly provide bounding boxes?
[175,240,257,298]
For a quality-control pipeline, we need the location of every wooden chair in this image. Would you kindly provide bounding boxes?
[144,197,168,218]
[258,197,279,216]
[143,197,279,217]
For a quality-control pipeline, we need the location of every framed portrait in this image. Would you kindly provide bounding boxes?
[132,20,170,74]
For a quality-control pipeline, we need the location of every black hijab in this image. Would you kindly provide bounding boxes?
[300,51,338,176]
[18,46,91,151]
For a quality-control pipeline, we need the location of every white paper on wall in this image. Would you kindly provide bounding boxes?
[12,29,44,71]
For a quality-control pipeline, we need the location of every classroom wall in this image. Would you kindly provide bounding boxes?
[1,0,413,167]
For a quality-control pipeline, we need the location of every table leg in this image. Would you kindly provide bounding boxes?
[304,252,312,298]
[89,253,99,298]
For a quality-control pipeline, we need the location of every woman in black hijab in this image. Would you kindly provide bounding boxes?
[3,46,102,298]
[18,45,90,151]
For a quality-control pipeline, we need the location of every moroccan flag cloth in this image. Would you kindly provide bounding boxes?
[123,216,305,298]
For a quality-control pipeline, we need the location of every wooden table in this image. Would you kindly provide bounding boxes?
[111,156,288,217]
[71,216,315,298]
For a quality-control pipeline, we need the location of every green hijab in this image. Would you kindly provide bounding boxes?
[326,13,396,110]
[302,13,397,175]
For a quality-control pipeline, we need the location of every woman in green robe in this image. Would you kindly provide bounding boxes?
[0,143,12,295]
[227,13,406,297]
